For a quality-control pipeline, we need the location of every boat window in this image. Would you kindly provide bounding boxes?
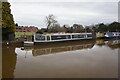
[87,34,92,37]
[72,35,84,38]
[35,35,45,40]
[51,35,71,40]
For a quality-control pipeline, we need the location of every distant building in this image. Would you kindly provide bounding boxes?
[15,26,38,40]
[16,26,38,32]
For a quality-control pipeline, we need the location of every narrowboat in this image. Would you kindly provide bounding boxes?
[105,32,120,38]
[24,33,93,45]
[34,33,93,43]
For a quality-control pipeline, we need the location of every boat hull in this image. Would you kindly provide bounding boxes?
[34,38,94,45]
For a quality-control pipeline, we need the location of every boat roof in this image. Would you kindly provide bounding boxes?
[107,32,120,34]
[36,33,92,36]
[112,32,120,34]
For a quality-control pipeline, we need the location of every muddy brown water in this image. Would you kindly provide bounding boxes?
[2,39,120,78]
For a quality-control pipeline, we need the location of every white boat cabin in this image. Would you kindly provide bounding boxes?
[33,33,93,43]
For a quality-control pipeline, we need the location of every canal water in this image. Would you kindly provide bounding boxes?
[2,39,120,78]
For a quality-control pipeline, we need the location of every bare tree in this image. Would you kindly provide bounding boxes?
[45,14,57,30]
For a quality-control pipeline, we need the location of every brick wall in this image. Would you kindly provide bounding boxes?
[16,26,38,32]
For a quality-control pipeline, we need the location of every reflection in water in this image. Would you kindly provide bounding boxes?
[32,41,95,56]
[2,46,17,78]
[2,39,120,78]
[96,39,120,49]
[33,44,94,56]
[96,39,105,46]
[105,40,120,49]
[18,40,95,56]
[22,39,120,57]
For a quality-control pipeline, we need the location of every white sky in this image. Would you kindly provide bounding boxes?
[8,0,119,28]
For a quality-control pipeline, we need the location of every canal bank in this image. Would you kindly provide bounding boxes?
[2,41,23,47]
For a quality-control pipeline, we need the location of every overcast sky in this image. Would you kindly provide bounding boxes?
[8,0,119,28]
